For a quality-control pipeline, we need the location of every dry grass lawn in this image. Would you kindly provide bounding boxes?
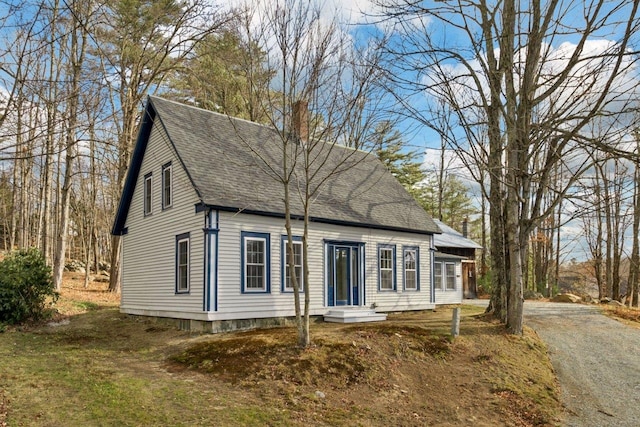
[0,273,562,426]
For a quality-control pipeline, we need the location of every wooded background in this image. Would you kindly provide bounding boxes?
[0,0,638,333]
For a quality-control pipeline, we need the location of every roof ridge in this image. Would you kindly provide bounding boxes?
[148,95,374,157]
[148,95,275,130]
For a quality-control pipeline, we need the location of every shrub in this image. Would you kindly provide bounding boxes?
[0,248,58,325]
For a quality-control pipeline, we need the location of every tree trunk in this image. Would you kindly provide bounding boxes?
[52,141,75,291]
[53,2,86,291]
[108,237,121,293]
[629,138,640,307]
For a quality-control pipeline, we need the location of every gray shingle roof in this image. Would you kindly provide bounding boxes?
[433,219,482,249]
[118,96,440,235]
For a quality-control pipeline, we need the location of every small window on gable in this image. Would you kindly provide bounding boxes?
[242,231,270,293]
[143,172,152,216]
[162,162,172,209]
[176,233,190,293]
[378,244,396,291]
[281,236,303,292]
[403,247,419,291]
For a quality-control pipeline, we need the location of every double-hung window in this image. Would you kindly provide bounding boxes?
[143,172,152,216]
[242,232,270,293]
[445,262,456,290]
[434,261,456,291]
[403,247,419,291]
[162,162,172,209]
[176,233,190,293]
[378,244,396,291]
[282,236,303,292]
[434,262,443,290]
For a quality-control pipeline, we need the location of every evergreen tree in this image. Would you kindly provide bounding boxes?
[418,173,477,227]
[370,121,425,199]
[168,27,273,123]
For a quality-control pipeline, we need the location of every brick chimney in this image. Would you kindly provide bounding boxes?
[462,217,469,238]
[292,100,309,143]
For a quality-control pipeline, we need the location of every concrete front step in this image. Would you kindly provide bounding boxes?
[323,308,387,323]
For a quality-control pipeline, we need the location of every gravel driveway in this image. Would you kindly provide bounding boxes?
[524,301,640,427]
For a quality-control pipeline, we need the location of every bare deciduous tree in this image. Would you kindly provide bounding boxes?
[377,0,640,333]
[96,0,231,292]
[235,0,386,347]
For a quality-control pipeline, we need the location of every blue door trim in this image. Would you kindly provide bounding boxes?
[325,240,365,307]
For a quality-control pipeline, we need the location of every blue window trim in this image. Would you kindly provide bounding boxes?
[402,246,420,291]
[143,172,153,217]
[241,231,271,294]
[162,161,172,210]
[377,244,396,292]
[175,232,190,294]
[281,235,303,293]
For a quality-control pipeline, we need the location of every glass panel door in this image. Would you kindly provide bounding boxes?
[335,247,350,306]
[327,243,363,307]
[351,247,359,305]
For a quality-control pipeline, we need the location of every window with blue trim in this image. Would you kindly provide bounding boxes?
[403,247,419,291]
[242,232,270,293]
[176,232,190,293]
[143,172,152,216]
[281,236,303,292]
[162,162,172,209]
[378,244,396,291]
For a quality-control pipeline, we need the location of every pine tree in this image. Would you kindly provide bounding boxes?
[370,121,425,199]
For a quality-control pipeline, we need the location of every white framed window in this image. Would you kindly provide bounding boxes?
[162,162,172,209]
[176,233,190,293]
[378,245,396,291]
[446,262,456,290]
[403,247,418,291]
[143,172,152,216]
[434,262,443,290]
[282,236,303,292]
[242,231,270,293]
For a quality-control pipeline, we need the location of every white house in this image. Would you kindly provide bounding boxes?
[111,97,441,332]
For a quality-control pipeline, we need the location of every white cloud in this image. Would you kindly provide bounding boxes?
[224,0,377,27]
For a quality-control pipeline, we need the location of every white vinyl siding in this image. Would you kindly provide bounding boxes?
[434,258,463,305]
[213,212,433,320]
[121,120,204,315]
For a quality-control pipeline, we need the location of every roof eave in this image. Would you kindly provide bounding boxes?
[200,203,437,235]
[111,99,157,236]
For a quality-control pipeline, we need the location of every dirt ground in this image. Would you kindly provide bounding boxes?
[0,273,562,426]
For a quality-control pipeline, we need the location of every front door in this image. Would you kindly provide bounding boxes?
[335,247,350,305]
[327,243,362,307]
